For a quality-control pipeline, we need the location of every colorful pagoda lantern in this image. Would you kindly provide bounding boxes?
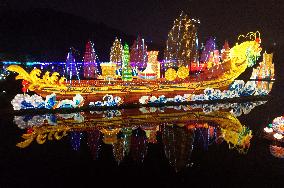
[221,40,230,61]
[130,35,148,71]
[138,57,157,80]
[65,49,80,81]
[122,44,133,81]
[83,40,98,79]
[250,52,274,80]
[213,50,220,65]
[147,51,160,78]
[110,38,123,70]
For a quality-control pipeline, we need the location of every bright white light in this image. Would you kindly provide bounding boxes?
[264,127,273,133]
[273,133,283,140]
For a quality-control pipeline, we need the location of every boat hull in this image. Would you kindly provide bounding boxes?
[35,84,230,105]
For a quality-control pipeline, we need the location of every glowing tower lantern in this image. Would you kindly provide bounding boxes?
[213,50,220,65]
[164,12,199,69]
[147,51,160,78]
[251,52,274,80]
[121,44,133,81]
[110,38,123,70]
[66,49,80,82]
[83,40,98,79]
[130,35,148,71]
[221,40,230,61]
[200,37,216,63]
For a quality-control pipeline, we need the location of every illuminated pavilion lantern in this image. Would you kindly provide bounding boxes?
[138,55,157,80]
[221,40,230,61]
[147,51,160,78]
[100,62,117,78]
[251,52,274,80]
[201,37,216,63]
[213,50,220,65]
[200,37,217,70]
[263,52,274,79]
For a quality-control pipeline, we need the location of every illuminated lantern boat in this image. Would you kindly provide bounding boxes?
[7,32,268,108]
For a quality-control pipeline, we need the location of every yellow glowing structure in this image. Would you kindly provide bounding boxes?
[221,126,252,154]
[165,68,177,81]
[177,66,189,79]
[100,62,117,78]
[251,52,274,80]
[229,40,260,66]
[147,51,160,78]
[7,65,67,91]
[164,12,199,68]
[110,37,123,69]
[16,125,70,148]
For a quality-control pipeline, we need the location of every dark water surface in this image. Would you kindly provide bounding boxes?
[1,95,284,187]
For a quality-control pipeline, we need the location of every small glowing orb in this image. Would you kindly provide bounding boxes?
[273,133,283,140]
[177,66,189,79]
[165,68,177,81]
[264,127,273,133]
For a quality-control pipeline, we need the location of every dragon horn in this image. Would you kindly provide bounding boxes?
[6,65,32,82]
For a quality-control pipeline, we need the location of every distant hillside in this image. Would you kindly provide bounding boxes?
[0,8,164,62]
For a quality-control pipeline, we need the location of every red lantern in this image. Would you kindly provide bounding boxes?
[255,37,261,44]
[22,87,27,93]
[27,128,34,134]
[22,80,29,86]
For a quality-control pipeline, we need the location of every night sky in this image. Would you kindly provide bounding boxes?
[1,0,283,48]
